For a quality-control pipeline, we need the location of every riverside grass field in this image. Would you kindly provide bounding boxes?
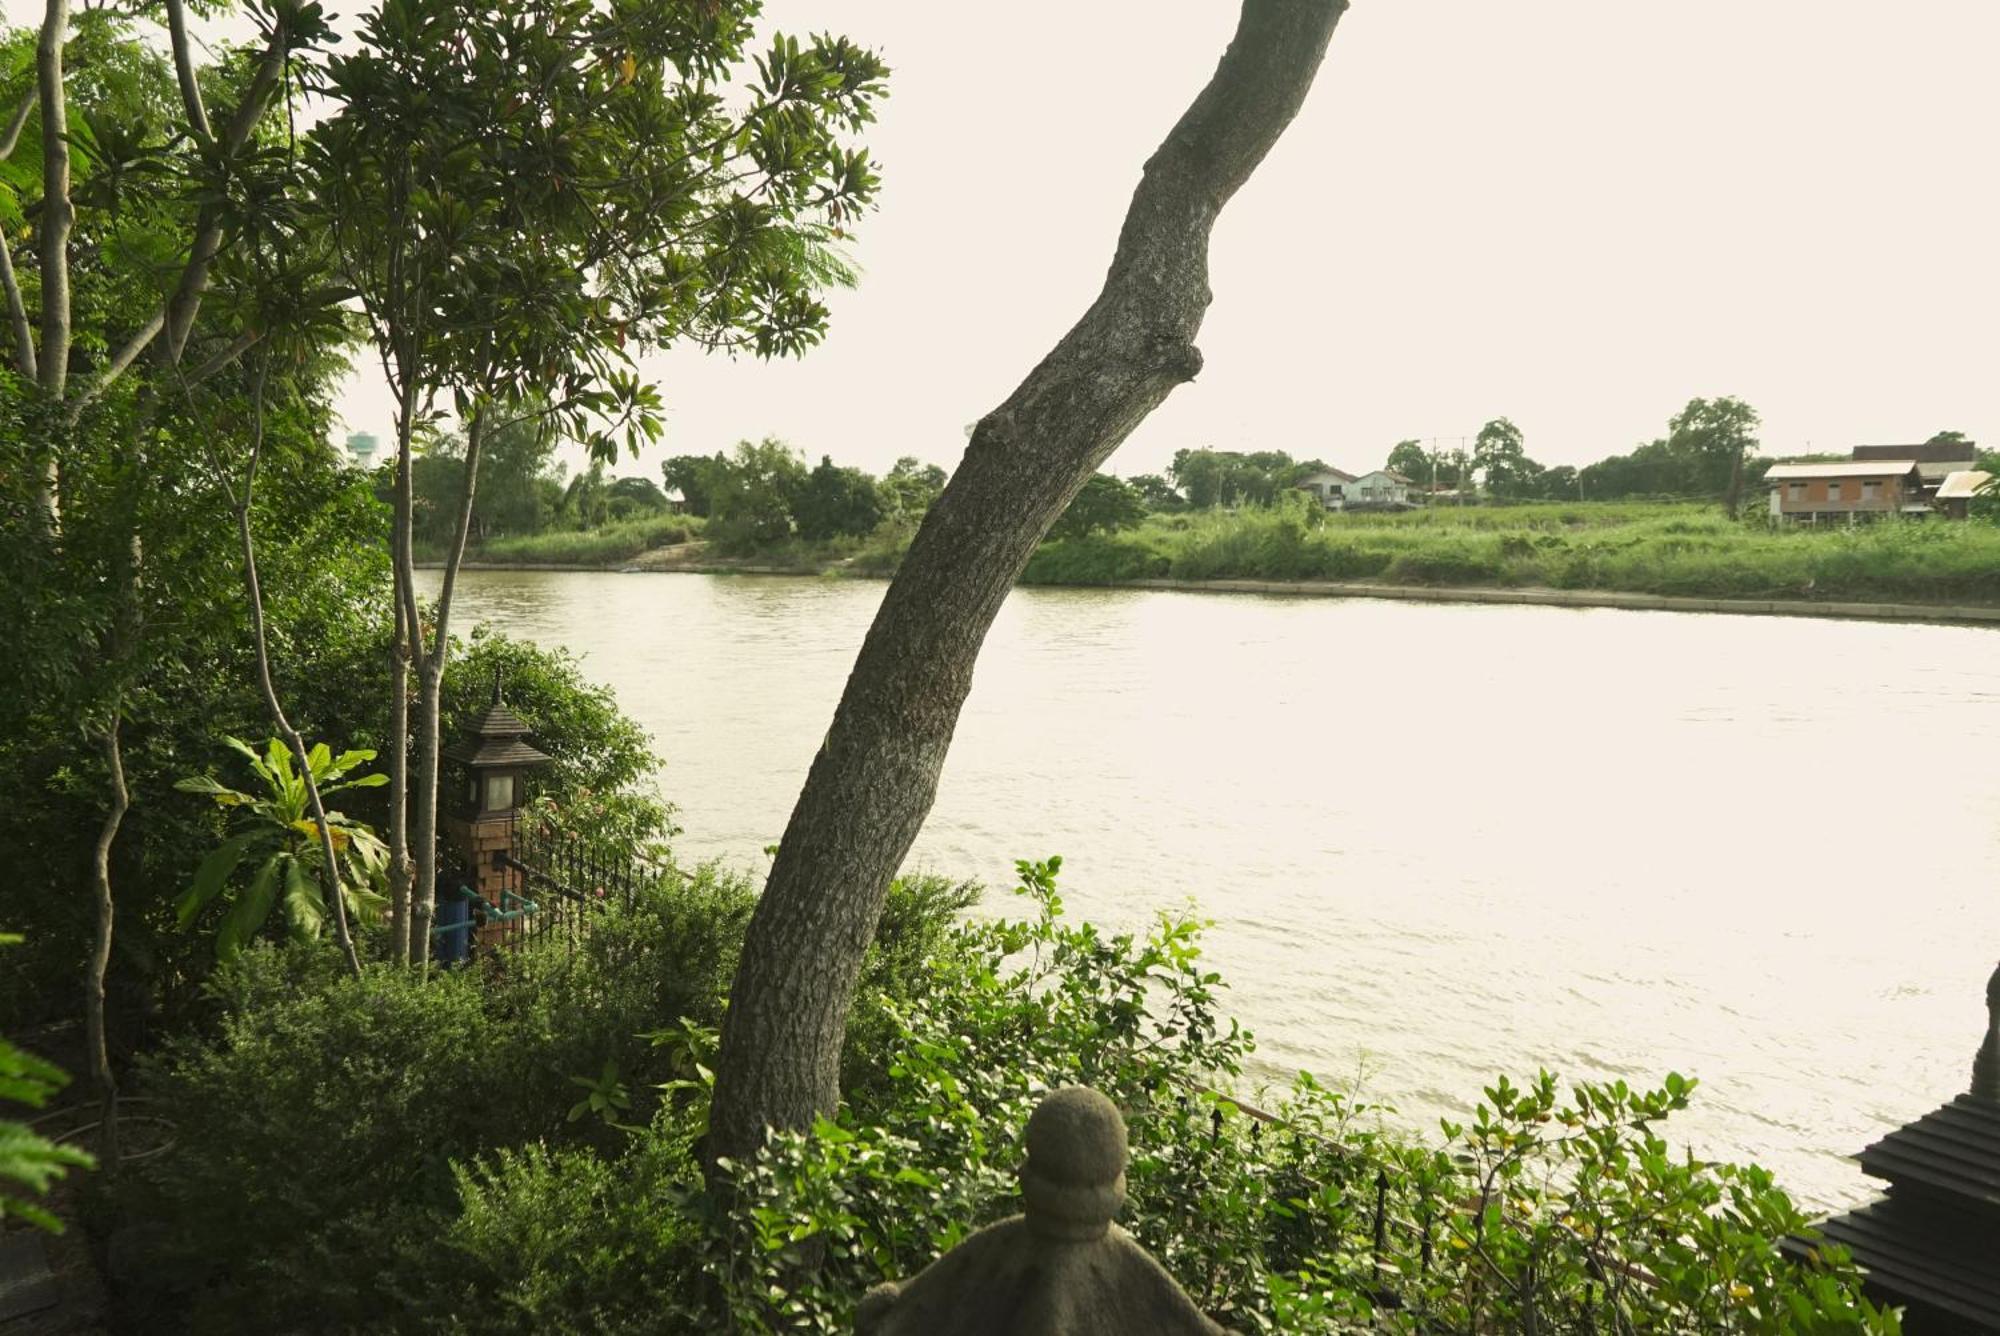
[442,499,2000,609]
[1020,501,2000,606]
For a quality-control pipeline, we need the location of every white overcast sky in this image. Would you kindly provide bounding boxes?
[12,0,1997,477]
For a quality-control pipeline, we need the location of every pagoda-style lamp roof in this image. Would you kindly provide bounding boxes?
[1791,961,2000,1331]
[444,670,552,773]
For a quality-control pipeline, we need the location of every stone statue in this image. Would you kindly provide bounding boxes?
[854,1086,1226,1336]
[1972,961,2000,1103]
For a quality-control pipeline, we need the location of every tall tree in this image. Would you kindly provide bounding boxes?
[1050,472,1147,540]
[1472,417,1542,499]
[878,455,948,522]
[708,0,1350,1164]
[662,453,721,517]
[1667,396,1760,517]
[795,455,885,541]
[312,0,885,962]
[1386,438,1429,482]
[705,437,810,548]
[1,0,329,1159]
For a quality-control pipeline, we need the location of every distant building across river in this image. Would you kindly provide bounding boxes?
[1295,467,1415,511]
[1766,440,1984,524]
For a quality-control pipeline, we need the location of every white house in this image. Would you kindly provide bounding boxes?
[1295,468,1357,509]
[1343,469,1414,509]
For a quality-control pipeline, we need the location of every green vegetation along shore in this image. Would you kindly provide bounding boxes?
[441,501,2000,614]
[1022,502,2000,605]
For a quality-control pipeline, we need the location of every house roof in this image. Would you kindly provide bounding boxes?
[1764,461,1918,481]
[1855,442,1980,464]
[1382,469,1412,484]
[1916,459,1977,482]
[1296,468,1357,484]
[1937,470,1994,501]
[1349,469,1407,485]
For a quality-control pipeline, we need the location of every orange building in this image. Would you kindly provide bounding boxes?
[1763,460,1923,524]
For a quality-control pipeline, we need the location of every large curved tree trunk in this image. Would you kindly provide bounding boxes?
[707,0,1350,1164]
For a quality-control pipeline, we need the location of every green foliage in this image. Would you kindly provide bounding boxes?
[404,416,560,545]
[173,737,390,959]
[1386,439,1431,482]
[314,0,887,459]
[795,454,886,541]
[1051,472,1148,541]
[1023,501,2000,604]
[0,389,389,1026]
[1580,397,1761,502]
[706,437,810,551]
[662,454,719,517]
[1473,417,1543,500]
[127,867,973,1331]
[452,512,704,566]
[439,859,1891,1335]
[879,456,948,523]
[0,936,96,1233]
[1170,447,1308,509]
[1128,471,1185,511]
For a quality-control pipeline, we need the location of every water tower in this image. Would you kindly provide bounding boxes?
[345,431,380,469]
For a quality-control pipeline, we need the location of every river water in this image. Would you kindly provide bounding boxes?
[425,569,2000,1210]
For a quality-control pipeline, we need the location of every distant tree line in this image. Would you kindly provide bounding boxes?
[401,408,1979,556]
[662,440,948,551]
[398,429,954,553]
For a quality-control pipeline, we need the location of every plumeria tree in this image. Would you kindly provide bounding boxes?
[309,0,886,963]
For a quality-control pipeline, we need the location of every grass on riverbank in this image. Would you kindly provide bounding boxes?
[1021,502,2000,605]
[419,513,705,566]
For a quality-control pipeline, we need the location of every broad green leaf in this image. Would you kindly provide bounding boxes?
[282,857,323,944]
[176,831,266,928]
[218,855,287,960]
[174,776,254,807]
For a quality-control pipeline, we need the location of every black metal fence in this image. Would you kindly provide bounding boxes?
[432,813,660,967]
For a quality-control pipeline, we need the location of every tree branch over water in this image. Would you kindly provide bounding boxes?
[707,0,1351,1163]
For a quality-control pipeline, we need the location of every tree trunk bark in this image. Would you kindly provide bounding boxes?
[233,362,363,976]
[387,423,416,964]
[84,716,124,1168]
[411,408,488,970]
[706,0,1349,1164]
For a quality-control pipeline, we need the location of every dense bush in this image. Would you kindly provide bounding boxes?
[116,856,1894,1333]
[122,867,972,1332]
[443,860,1896,1335]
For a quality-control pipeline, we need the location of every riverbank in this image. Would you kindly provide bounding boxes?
[428,558,2000,627]
[428,500,2000,627]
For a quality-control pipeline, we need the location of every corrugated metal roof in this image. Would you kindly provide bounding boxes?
[1797,1193,2000,1329]
[1764,461,1918,480]
[1936,470,1993,500]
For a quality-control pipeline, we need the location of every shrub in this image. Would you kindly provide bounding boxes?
[124,865,975,1332]
[449,859,1895,1334]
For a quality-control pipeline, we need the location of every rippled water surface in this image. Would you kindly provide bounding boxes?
[426,569,2000,1210]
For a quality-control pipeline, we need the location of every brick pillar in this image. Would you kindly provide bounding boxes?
[442,810,522,953]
